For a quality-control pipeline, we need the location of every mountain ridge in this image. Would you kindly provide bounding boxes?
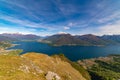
[41,33,120,46]
[1,33,120,46]
[0,33,41,41]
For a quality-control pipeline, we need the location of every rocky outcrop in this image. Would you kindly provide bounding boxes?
[45,71,60,80]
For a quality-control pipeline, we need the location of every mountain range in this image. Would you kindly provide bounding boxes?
[0,33,41,41]
[1,33,120,46]
[0,35,17,42]
[41,33,120,46]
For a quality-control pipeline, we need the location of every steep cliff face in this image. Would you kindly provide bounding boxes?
[0,50,87,80]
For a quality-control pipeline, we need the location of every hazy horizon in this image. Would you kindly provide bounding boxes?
[1,32,120,37]
[0,0,120,36]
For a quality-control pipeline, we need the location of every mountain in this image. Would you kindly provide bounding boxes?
[0,35,17,41]
[41,34,110,46]
[41,33,91,46]
[78,54,120,80]
[0,50,90,80]
[41,33,120,46]
[1,33,120,46]
[76,34,108,45]
[101,35,120,43]
[0,33,41,41]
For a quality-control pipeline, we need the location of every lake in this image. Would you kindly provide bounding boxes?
[8,41,120,61]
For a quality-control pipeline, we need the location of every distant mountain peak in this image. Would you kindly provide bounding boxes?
[58,31,67,34]
[81,34,96,37]
[56,32,72,35]
[52,33,72,37]
[0,33,41,41]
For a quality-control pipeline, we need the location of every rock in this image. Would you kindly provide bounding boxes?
[18,64,30,73]
[46,71,61,80]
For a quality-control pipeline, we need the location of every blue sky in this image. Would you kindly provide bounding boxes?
[0,0,120,36]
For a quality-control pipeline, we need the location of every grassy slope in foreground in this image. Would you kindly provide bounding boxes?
[0,50,89,80]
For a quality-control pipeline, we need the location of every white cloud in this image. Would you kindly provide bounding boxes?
[0,15,60,31]
[98,11,120,23]
[0,26,36,34]
[98,20,120,35]
[0,25,55,36]
[0,15,43,28]
[64,26,70,30]
[58,31,68,34]
[68,22,73,26]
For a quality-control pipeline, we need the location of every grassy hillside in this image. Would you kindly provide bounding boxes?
[0,50,87,80]
[78,55,120,80]
[0,50,45,80]
[52,54,91,80]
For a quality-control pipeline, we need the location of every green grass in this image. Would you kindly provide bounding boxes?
[88,55,120,80]
[0,41,11,49]
[0,50,23,56]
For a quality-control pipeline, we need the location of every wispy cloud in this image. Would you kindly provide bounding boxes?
[0,26,37,34]
[0,14,61,31]
[98,20,120,35]
[64,26,70,30]
[98,11,120,23]
[0,14,68,36]
[0,0,120,35]
[0,15,42,28]
[58,31,68,34]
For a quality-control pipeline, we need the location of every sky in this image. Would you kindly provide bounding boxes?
[0,0,120,36]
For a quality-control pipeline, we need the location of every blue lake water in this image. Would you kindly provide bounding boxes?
[8,41,120,61]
